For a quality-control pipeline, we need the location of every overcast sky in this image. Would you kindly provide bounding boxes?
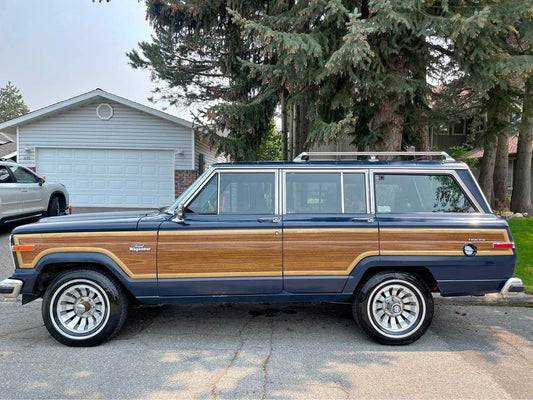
[0,0,191,120]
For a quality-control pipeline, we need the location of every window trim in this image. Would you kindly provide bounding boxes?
[281,169,370,215]
[370,169,483,214]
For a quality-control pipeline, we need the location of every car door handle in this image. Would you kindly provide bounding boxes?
[351,217,374,223]
[258,217,280,223]
[20,188,28,192]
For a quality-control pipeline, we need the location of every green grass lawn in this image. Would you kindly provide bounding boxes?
[508,218,533,293]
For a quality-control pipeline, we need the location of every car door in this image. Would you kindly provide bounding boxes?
[8,165,44,214]
[0,165,21,220]
[157,169,283,296]
[282,169,379,293]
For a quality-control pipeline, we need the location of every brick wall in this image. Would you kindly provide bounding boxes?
[174,169,198,198]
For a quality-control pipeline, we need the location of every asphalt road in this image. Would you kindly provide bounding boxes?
[1,222,532,399]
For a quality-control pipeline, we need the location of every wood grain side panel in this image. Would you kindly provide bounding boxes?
[13,232,157,278]
[380,228,513,256]
[157,229,282,278]
[283,228,379,276]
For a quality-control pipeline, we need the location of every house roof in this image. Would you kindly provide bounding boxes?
[467,135,522,159]
[0,89,193,135]
[0,132,16,158]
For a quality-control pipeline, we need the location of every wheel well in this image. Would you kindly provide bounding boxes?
[35,263,136,303]
[354,266,440,296]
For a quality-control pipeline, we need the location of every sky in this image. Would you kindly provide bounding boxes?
[0,0,192,121]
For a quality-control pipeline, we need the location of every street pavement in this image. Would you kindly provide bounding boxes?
[0,221,532,399]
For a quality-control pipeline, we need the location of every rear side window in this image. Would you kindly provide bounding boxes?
[374,174,475,213]
[0,166,13,183]
[285,172,367,214]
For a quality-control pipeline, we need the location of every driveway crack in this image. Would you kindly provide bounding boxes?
[211,317,251,399]
[261,318,274,400]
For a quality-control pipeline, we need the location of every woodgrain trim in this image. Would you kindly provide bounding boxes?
[13,232,157,279]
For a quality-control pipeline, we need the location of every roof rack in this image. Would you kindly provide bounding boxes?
[293,151,455,162]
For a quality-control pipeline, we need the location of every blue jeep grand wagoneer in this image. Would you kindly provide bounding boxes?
[0,151,524,346]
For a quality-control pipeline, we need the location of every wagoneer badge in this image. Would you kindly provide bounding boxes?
[129,244,151,252]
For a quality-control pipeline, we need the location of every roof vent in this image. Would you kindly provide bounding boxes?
[96,103,113,120]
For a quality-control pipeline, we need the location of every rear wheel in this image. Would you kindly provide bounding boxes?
[353,272,434,345]
[42,269,128,347]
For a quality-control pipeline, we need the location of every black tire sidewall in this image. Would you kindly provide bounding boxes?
[47,196,60,216]
[42,269,128,347]
[353,272,434,345]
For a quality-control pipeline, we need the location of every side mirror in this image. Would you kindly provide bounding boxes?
[172,203,185,223]
[38,177,45,186]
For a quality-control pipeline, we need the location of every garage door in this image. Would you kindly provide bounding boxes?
[37,148,175,208]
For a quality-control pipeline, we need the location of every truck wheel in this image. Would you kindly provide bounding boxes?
[47,196,61,216]
[353,272,434,345]
[42,269,128,347]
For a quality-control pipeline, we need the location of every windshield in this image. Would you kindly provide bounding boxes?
[167,168,213,213]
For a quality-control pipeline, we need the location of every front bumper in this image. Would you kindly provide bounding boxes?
[0,279,23,298]
[500,277,525,296]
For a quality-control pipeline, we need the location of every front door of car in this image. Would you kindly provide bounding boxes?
[8,165,43,214]
[282,170,379,293]
[0,165,21,220]
[157,169,282,296]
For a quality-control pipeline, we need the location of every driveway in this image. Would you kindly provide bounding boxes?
[0,220,532,399]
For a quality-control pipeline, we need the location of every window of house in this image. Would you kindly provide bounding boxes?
[375,174,475,213]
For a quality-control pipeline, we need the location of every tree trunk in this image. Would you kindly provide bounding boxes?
[372,97,403,151]
[511,76,533,214]
[298,103,309,154]
[493,133,509,210]
[416,129,430,151]
[281,92,288,161]
[293,104,300,159]
[478,87,507,207]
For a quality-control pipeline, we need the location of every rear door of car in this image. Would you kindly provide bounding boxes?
[281,169,379,293]
[0,165,21,220]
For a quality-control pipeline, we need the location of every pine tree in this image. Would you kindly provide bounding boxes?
[0,82,29,123]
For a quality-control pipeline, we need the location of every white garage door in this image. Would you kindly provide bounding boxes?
[37,148,175,208]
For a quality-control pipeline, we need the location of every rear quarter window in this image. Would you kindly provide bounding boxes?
[374,173,475,213]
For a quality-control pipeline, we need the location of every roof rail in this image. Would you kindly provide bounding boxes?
[293,151,455,162]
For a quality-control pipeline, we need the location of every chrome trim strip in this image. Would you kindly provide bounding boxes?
[0,279,23,298]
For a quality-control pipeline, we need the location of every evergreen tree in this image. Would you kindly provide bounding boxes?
[128,0,275,161]
[0,82,29,123]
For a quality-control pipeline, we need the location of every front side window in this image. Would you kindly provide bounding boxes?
[187,172,276,215]
[374,173,475,213]
[9,166,38,183]
[219,173,275,214]
[0,166,13,183]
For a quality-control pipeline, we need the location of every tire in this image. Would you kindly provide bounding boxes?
[42,269,128,347]
[47,196,61,216]
[352,272,434,345]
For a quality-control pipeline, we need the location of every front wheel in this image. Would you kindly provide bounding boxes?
[353,272,434,345]
[42,269,128,346]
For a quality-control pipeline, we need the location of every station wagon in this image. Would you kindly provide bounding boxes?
[0,151,524,346]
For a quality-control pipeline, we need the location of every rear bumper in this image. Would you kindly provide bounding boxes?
[0,279,23,298]
[500,277,525,296]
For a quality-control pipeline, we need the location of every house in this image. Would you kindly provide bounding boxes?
[0,132,16,160]
[0,89,219,208]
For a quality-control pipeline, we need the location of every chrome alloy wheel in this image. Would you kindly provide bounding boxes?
[367,280,426,339]
[50,280,110,339]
